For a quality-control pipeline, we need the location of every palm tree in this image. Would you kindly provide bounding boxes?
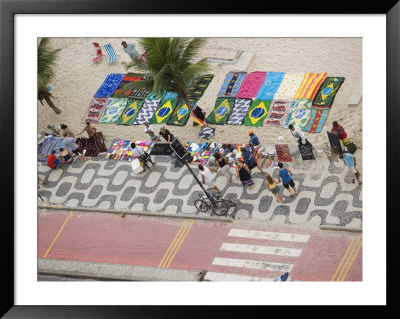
[38,38,62,114]
[121,38,210,108]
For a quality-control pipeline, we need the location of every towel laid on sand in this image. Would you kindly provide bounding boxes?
[218,72,247,98]
[82,98,109,123]
[294,72,328,100]
[227,98,252,125]
[116,99,145,125]
[206,97,235,125]
[304,107,330,133]
[94,73,124,98]
[263,98,292,128]
[256,72,285,100]
[284,98,312,129]
[167,100,195,126]
[274,73,305,99]
[312,76,345,107]
[188,74,214,100]
[98,98,128,124]
[236,71,267,99]
[149,99,178,124]
[133,98,161,125]
[243,99,271,127]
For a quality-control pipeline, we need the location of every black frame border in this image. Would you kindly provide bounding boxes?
[1,0,398,317]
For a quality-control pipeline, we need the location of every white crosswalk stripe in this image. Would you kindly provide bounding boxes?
[220,243,302,257]
[212,257,293,272]
[204,272,273,282]
[228,229,310,243]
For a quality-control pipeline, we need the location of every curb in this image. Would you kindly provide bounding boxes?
[38,204,233,223]
[38,259,206,282]
[319,225,362,233]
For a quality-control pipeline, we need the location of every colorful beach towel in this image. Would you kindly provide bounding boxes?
[284,98,312,129]
[236,71,267,99]
[115,99,145,125]
[256,72,285,100]
[164,92,178,100]
[313,77,345,107]
[76,132,107,158]
[304,107,330,133]
[149,99,178,124]
[294,72,328,100]
[167,100,195,126]
[98,98,128,124]
[106,139,152,161]
[188,74,214,100]
[133,99,161,125]
[94,73,124,98]
[38,137,65,162]
[243,100,271,127]
[146,92,166,101]
[82,98,109,123]
[274,73,305,99]
[263,99,292,127]
[275,144,292,162]
[111,73,143,98]
[185,142,215,166]
[218,72,247,98]
[205,97,235,125]
[227,98,252,125]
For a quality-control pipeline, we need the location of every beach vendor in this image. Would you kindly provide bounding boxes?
[77,122,97,139]
[332,121,350,146]
[130,142,156,171]
[121,41,141,62]
[144,122,157,141]
[339,152,361,185]
[288,124,314,149]
[62,133,89,162]
[59,124,75,138]
[157,127,175,143]
[248,130,261,156]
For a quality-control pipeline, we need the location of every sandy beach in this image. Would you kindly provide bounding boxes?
[38,37,362,169]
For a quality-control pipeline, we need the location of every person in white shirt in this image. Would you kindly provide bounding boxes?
[144,122,157,141]
[198,164,221,193]
[130,143,156,170]
[288,124,314,149]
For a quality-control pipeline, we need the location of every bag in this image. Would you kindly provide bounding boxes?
[346,143,357,154]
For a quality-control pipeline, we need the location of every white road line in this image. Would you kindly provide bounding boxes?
[228,229,310,243]
[212,257,293,272]
[204,272,273,282]
[220,243,302,257]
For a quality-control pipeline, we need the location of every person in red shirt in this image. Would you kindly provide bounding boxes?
[332,121,350,146]
[47,150,60,169]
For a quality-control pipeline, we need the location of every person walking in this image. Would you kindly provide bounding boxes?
[332,121,350,146]
[288,124,314,149]
[235,159,255,188]
[240,146,265,174]
[144,122,157,141]
[130,142,156,171]
[213,151,233,182]
[276,162,298,195]
[265,173,285,203]
[198,164,221,193]
[77,122,97,139]
[339,152,362,185]
[121,41,141,62]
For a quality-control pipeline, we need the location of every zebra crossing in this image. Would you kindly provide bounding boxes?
[204,228,310,281]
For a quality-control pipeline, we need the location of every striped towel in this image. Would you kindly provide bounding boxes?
[104,43,117,64]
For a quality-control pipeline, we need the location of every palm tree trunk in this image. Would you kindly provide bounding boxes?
[43,95,62,114]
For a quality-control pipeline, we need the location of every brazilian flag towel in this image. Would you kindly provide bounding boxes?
[205,97,235,125]
[243,99,271,127]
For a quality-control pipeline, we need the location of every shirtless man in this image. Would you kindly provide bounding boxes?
[77,122,97,139]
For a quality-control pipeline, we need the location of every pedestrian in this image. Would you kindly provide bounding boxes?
[288,124,314,149]
[77,122,97,139]
[121,41,141,62]
[248,130,261,156]
[240,146,265,174]
[62,132,90,162]
[144,122,157,141]
[213,151,233,182]
[157,127,175,143]
[339,152,362,185]
[47,150,60,169]
[265,173,285,203]
[235,159,255,188]
[276,162,298,195]
[198,164,221,193]
[130,142,156,171]
[59,124,75,138]
[332,121,350,146]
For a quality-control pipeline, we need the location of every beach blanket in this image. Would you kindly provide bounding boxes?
[263,99,292,127]
[275,144,292,162]
[115,99,145,125]
[217,72,247,97]
[167,100,195,126]
[76,132,107,158]
[185,142,215,166]
[188,74,214,100]
[164,92,178,100]
[312,77,345,107]
[111,73,143,98]
[198,126,215,140]
[133,99,161,125]
[284,98,312,129]
[205,97,235,125]
[294,72,328,100]
[98,98,128,124]
[149,99,178,124]
[256,72,285,100]
[106,139,152,161]
[304,107,330,133]
[236,71,267,99]
[243,100,271,127]
[82,98,109,123]
[94,73,124,98]
[146,92,166,101]
[227,98,252,125]
[37,137,65,162]
[274,73,305,99]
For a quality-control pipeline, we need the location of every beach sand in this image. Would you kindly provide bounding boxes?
[38,37,362,171]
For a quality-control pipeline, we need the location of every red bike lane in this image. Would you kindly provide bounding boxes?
[38,209,362,281]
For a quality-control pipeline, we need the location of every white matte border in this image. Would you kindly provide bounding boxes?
[16,14,385,305]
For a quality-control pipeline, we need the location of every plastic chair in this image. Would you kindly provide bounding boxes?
[104,43,117,63]
[92,42,103,63]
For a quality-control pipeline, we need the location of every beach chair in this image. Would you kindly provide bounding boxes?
[92,42,103,63]
[104,43,118,64]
